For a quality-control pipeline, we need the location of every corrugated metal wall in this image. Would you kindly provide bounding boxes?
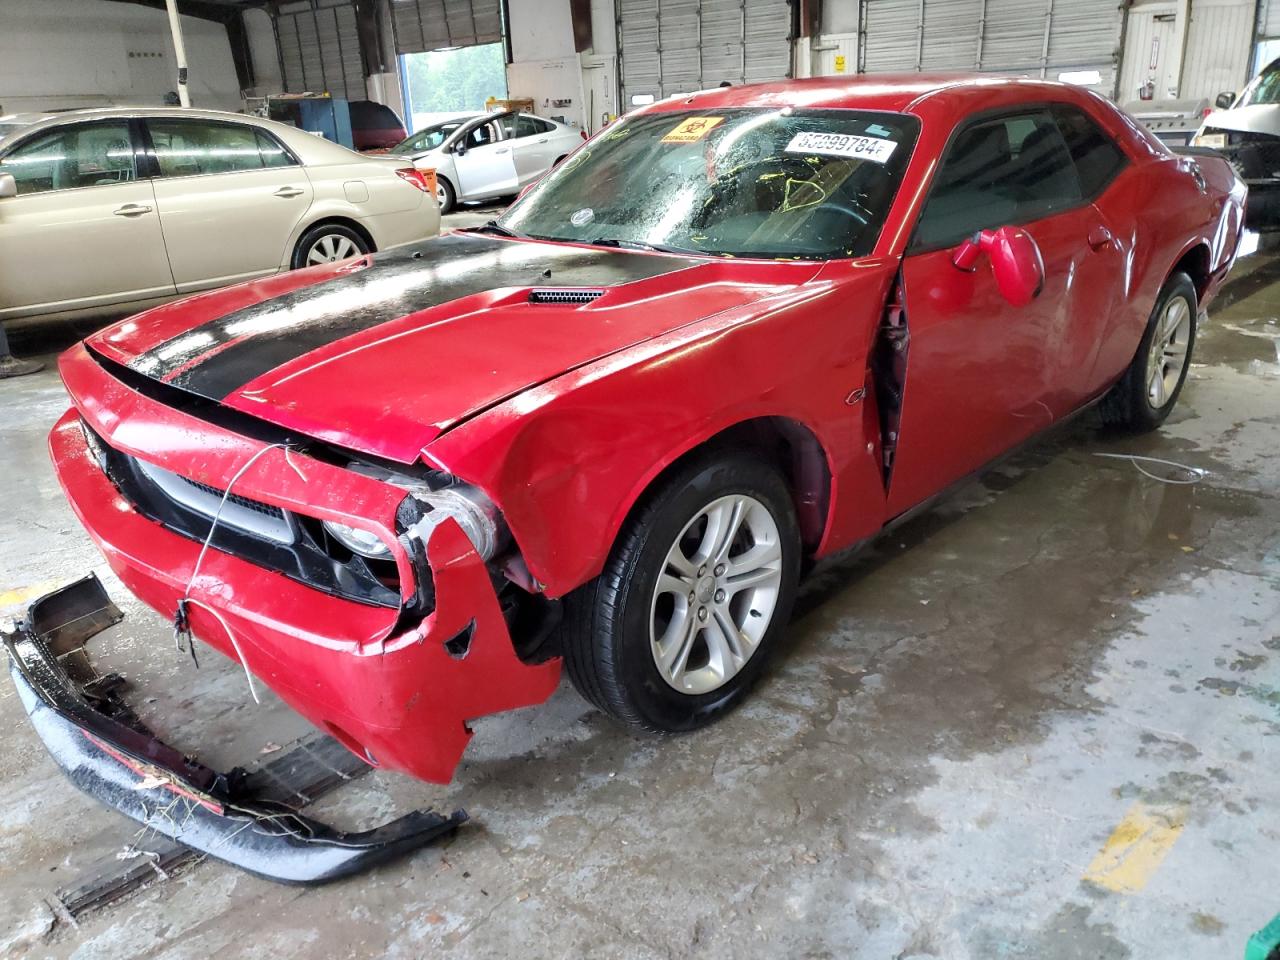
[854,0,1124,94]
[860,0,920,72]
[1180,0,1255,100]
[920,0,984,70]
[619,0,793,104]
[276,0,365,99]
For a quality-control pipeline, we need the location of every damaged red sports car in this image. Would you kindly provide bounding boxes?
[7,75,1245,882]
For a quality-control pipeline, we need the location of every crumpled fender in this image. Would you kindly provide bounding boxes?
[424,260,899,597]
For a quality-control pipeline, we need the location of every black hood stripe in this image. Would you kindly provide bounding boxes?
[129,234,697,401]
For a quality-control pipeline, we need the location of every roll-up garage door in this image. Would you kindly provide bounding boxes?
[619,0,793,106]
[1261,0,1280,38]
[857,0,1125,95]
[276,0,366,100]
[389,0,504,54]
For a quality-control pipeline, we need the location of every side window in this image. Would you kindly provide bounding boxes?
[148,120,267,177]
[255,130,295,169]
[912,111,1082,251]
[0,121,135,195]
[498,114,519,139]
[516,115,542,138]
[1051,105,1128,198]
[466,122,496,148]
[534,118,555,134]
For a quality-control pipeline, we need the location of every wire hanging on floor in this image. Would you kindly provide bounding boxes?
[1092,452,1208,485]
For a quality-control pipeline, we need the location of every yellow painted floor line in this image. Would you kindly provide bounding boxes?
[0,579,66,611]
[1084,801,1187,893]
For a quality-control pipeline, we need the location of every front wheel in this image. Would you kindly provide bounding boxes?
[435,176,456,214]
[561,452,802,732]
[1100,271,1198,432]
[291,223,370,270]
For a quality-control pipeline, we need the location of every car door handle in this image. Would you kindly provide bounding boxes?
[536,138,548,144]
[113,203,153,217]
[273,186,305,198]
[1087,226,1113,251]
[494,148,510,154]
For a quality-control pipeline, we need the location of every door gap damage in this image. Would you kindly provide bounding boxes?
[870,271,910,487]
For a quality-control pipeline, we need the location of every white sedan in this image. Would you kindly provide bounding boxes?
[389,111,584,213]
[0,107,439,324]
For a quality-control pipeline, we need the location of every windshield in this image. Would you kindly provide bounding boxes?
[500,108,920,260]
[0,120,35,145]
[390,120,465,155]
[1238,58,1280,107]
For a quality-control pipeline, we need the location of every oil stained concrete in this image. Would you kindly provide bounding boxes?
[0,235,1278,959]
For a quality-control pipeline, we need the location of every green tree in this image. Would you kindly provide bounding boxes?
[404,43,508,120]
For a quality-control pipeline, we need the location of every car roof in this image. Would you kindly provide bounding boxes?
[640,74,1097,117]
[1,106,283,139]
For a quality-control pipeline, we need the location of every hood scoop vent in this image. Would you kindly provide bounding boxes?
[528,288,604,305]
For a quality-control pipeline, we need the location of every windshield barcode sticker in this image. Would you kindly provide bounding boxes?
[784,132,897,163]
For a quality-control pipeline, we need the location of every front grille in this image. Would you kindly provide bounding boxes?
[181,475,283,517]
[528,288,604,304]
[84,421,402,609]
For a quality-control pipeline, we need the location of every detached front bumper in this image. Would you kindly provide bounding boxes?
[50,343,562,785]
[4,574,465,884]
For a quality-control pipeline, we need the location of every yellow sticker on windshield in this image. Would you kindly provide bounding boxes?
[662,116,724,143]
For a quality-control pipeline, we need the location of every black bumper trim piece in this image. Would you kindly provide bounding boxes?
[4,574,466,886]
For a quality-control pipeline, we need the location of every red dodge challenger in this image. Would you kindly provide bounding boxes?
[6,75,1245,882]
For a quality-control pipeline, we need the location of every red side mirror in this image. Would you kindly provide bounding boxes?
[952,226,1045,307]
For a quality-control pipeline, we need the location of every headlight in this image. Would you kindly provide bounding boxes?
[402,486,503,561]
[1193,132,1227,149]
[322,520,393,559]
[335,463,506,562]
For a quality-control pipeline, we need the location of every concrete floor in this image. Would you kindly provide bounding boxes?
[1,226,1278,959]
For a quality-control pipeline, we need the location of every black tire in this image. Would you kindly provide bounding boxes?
[290,223,370,270]
[1099,272,1198,432]
[435,176,456,214]
[561,451,802,732]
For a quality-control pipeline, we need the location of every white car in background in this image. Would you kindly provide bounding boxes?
[0,107,439,324]
[390,110,584,213]
[1191,56,1280,222]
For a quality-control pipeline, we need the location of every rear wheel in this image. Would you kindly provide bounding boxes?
[1100,272,1197,432]
[562,451,802,732]
[291,223,370,270]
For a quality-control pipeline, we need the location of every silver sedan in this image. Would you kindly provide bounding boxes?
[389,110,584,213]
[0,107,440,325]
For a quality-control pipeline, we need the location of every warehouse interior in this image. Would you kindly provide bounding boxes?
[1,1,1279,958]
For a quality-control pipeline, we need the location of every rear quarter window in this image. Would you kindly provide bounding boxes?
[1051,105,1128,198]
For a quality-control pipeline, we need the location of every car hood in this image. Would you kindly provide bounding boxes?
[1202,103,1280,137]
[88,233,818,463]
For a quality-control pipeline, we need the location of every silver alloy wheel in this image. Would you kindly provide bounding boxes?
[306,233,360,266]
[1147,295,1192,408]
[435,183,448,207]
[650,494,783,695]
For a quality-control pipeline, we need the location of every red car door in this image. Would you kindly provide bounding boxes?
[885,108,1122,517]
[1041,105,1133,415]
